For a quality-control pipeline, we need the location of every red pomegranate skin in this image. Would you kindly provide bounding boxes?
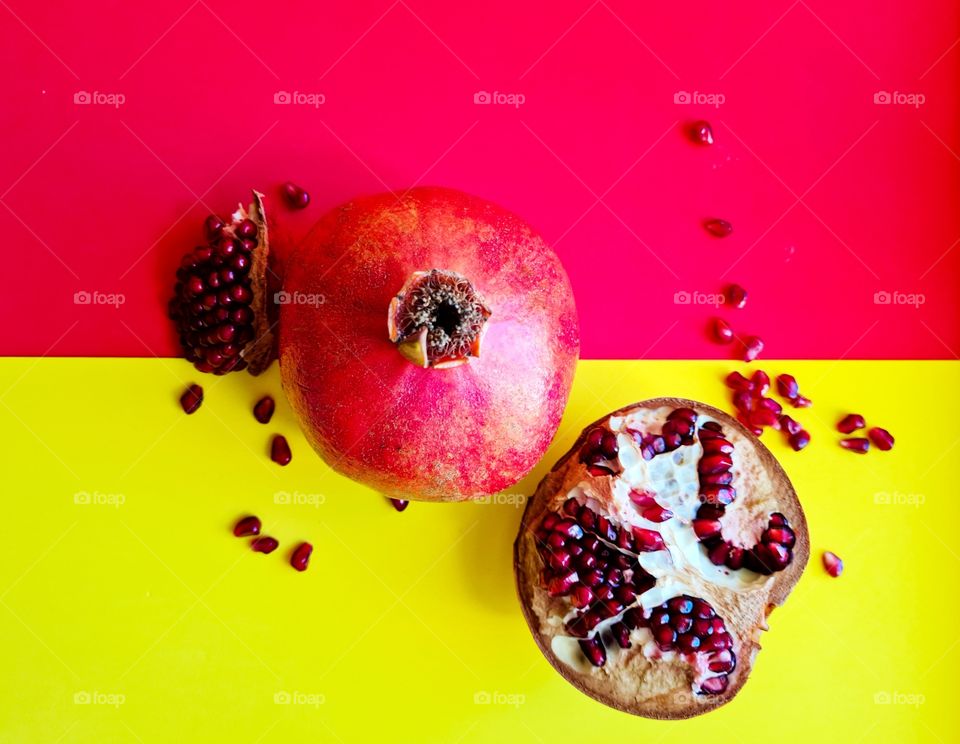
[279,187,579,502]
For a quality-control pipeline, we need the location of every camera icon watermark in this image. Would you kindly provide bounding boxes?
[74,91,126,108]
[873,91,925,108]
[473,90,526,108]
[673,290,725,307]
[873,290,925,308]
[273,290,325,307]
[74,690,126,708]
[473,690,525,707]
[274,690,325,707]
[274,490,325,508]
[74,490,126,508]
[73,290,126,309]
[874,491,925,508]
[273,90,326,108]
[673,90,725,108]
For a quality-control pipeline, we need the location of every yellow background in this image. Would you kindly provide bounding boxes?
[0,359,955,742]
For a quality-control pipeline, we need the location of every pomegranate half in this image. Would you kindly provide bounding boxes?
[514,398,808,717]
[279,187,579,501]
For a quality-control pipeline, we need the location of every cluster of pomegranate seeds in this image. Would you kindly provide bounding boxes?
[280,181,310,210]
[180,384,203,414]
[290,542,313,571]
[270,435,292,465]
[535,502,657,643]
[233,516,262,537]
[689,120,714,145]
[169,214,261,374]
[835,414,894,453]
[630,407,697,461]
[704,218,733,238]
[579,427,621,476]
[822,551,843,577]
[725,283,747,309]
[726,370,812,449]
[639,595,736,694]
[389,498,409,512]
[253,396,275,424]
[251,536,279,554]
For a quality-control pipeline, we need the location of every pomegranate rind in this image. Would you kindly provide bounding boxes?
[514,397,809,719]
[239,190,274,375]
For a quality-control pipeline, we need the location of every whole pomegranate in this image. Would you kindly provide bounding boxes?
[278,187,579,501]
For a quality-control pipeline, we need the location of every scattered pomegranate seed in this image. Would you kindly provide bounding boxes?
[775,374,799,400]
[725,283,747,309]
[281,182,310,210]
[839,437,870,454]
[252,536,279,554]
[690,120,714,145]
[290,542,313,571]
[778,415,802,436]
[791,395,812,408]
[270,435,292,465]
[822,551,843,577]
[837,414,865,434]
[704,218,733,237]
[868,427,894,451]
[710,318,734,344]
[750,370,770,395]
[742,336,764,362]
[253,396,275,424]
[180,384,203,414]
[725,371,752,391]
[390,498,409,512]
[233,516,261,537]
[788,430,811,451]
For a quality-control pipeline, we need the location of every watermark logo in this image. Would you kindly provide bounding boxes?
[473,690,526,707]
[674,290,725,307]
[873,290,925,308]
[273,290,325,307]
[74,491,126,508]
[274,490,325,508]
[874,690,925,707]
[273,90,326,108]
[74,690,126,708]
[274,690,325,707]
[474,492,526,508]
[674,90,725,108]
[74,290,125,309]
[74,91,126,108]
[473,90,526,108]
[873,91,925,108]
[874,491,925,508]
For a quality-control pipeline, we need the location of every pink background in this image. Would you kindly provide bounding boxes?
[2,0,958,359]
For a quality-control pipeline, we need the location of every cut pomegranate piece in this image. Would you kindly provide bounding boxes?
[868,427,894,451]
[837,414,865,434]
[725,283,747,309]
[281,181,310,210]
[270,435,292,465]
[742,336,764,362]
[390,498,409,512]
[233,516,261,537]
[180,384,203,414]
[253,396,275,424]
[251,536,279,554]
[290,542,313,571]
[704,218,733,237]
[710,318,735,344]
[822,551,843,577]
[690,120,714,145]
[839,438,870,454]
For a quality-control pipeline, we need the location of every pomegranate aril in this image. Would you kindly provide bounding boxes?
[611,621,632,649]
[631,528,666,552]
[579,637,607,667]
[837,414,865,434]
[839,437,870,454]
[868,427,894,451]
[235,219,257,239]
[271,434,292,465]
[742,335,764,362]
[699,675,729,695]
[390,498,409,512]
[788,430,811,451]
[281,181,311,210]
[779,415,802,436]
[233,515,261,537]
[251,536,279,554]
[822,550,843,577]
[792,395,812,408]
[642,504,673,523]
[253,396,275,424]
[694,519,722,539]
[704,218,733,237]
[710,318,734,344]
[572,585,594,609]
[180,384,203,414]
[724,371,752,391]
[690,120,714,145]
[290,542,312,571]
[600,431,619,458]
[725,283,747,309]
[775,374,799,400]
[547,570,579,597]
[204,214,224,241]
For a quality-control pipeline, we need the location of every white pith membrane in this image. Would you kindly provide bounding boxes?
[520,403,803,713]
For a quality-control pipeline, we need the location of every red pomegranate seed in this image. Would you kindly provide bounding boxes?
[204,214,224,241]
[390,498,409,512]
[751,370,770,395]
[775,374,799,400]
[704,218,733,237]
[253,396,275,424]
[837,414,865,434]
[631,527,666,552]
[690,120,714,145]
[788,430,811,451]
[270,435,292,465]
[252,536,279,554]
[290,542,313,571]
[281,181,310,210]
[642,504,673,523]
[868,427,894,451]
[725,283,747,309]
[578,637,607,667]
[742,336,764,362]
[822,551,843,577]
[839,437,870,454]
[710,318,734,344]
[233,515,261,537]
[725,371,753,391]
[791,395,812,408]
[180,383,203,414]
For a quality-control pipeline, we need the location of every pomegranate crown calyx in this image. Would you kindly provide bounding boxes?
[387,269,491,369]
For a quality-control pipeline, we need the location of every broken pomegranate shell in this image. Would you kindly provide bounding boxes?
[515,398,808,718]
